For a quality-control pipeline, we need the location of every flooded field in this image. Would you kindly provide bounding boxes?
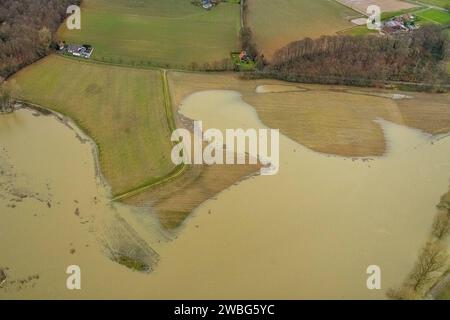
[1,89,450,299]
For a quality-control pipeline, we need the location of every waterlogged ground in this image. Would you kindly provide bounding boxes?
[1,91,450,298]
[0,109,164,298]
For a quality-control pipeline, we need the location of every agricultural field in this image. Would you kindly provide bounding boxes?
[246,0,359,59]
[6,55,176,197]
[415,8,450,24]
[168,71,450,157]
[58,0,241,68]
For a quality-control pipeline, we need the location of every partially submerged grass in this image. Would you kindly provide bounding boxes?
[415,8,450,24]
[7,55,175,197]
[114,255,150,272]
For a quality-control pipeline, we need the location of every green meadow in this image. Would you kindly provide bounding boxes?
[416,8,450,24]
[8,55,176,197]
[58,0,241,68]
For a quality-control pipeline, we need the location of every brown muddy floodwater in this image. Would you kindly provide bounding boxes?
[1,91,450,299]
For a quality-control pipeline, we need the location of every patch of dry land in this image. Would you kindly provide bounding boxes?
[168,71,450,157]
[336,0,418,15]
[246,0,359,59]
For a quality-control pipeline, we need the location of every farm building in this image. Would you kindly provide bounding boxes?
[202,0,215,10]
[66,44,94,59]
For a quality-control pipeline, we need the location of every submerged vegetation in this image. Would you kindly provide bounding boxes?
[0,269,6,287]
[7,56,175,197]
[388,194,450,299]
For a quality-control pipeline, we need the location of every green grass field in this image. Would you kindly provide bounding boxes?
[58,0,241,68]
[415,8,450,24]
[246,0,359,58]
[415,0,450,9]
[341,25,379,36]
[7,55,175,197]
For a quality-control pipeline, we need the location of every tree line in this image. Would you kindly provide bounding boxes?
[256,25,449,90]
[0,0,81,80]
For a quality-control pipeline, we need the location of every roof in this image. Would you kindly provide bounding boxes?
[67,44,84,51]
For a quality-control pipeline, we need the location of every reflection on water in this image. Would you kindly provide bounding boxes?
[1,91,450,299]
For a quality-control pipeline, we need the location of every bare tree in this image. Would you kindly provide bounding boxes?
[409,242,448,292]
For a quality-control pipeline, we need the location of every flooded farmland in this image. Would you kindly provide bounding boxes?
[1,89,450,299]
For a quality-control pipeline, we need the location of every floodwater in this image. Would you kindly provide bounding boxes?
[1,90,450,299]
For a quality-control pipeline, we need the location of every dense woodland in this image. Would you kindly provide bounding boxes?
[261,25,449,90]
[0,0,80,80]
